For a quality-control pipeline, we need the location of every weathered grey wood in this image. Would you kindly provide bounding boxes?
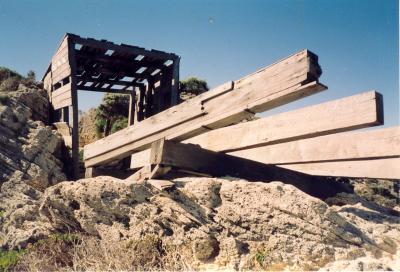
[84,98,205,163]
[69,33,178,61]
[230,126,400,164]
[53,97,73,110]
[148,139,307,181]
[85,49,326,167]
[125,165,152,182]
[185,90,383,150]
[140,139,354,199]
[68,36,80,179]
[281,158,400,179]
[52,84,72,101]
[170,57,180,105]
[128,90,135,126]
[130,90,383,169]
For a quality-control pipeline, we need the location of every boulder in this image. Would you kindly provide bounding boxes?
[35,176,399,270]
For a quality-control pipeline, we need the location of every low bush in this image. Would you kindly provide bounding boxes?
[0,250,26,271]
[12,233,193,271]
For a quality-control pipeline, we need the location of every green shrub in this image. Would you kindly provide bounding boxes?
[95,117,106,137]
[255,250,266,268]
[111,117,128,134]
[0,250,26,271]
[180,77,209,96]
[79,150,84,162]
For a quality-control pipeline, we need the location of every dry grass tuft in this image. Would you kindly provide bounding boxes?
[12,233,194,271]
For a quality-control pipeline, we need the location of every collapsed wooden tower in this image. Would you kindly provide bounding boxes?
[42,33,180,178]
[43,34,399,183]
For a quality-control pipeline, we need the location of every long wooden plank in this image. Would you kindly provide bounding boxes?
[281,158,400,179]
[138,139,354,199]
[84,99,205,159]
[130,91,383,169]
[53,97,72,110]
[84,50,325,167]
[87,81,326,167]
[52,83,72,99]
[147,139,312,181]
[230,126,400,164]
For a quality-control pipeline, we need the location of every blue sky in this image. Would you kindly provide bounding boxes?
[0,0,398,126]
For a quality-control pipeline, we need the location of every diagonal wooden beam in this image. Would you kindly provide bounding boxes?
[84,49,326,167]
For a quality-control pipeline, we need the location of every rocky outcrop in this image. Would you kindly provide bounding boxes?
[27,176,399,270]
[0,83,67,249]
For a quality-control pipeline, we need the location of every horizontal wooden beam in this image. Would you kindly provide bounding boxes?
[130,91,383,169]
[75,51,165,69]
[185,90,383,151]
[281,158,400,179]
[76,85,136,94]
[146,139,299,181]
[84,49,326,167]
[133,139,354,199]
[69,34,178,61]
[230,126,400,164]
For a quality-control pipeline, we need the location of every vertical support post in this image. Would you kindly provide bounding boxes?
[144,82,154,118]
[128,89,135,126]
[171,57,180,106]
[68,37,79,179]
[136,85,145,122]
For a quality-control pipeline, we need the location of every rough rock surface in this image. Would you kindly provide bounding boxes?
[34,176,400,270]
[0,84,67,248]
[78,108,98,147]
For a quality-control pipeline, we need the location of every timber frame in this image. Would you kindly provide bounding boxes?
[42,33,180,178]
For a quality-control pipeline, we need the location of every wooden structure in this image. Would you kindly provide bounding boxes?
[37,38,398,182]
[42,33,180,178]
[83,48,399,181]
[84,49,326,167]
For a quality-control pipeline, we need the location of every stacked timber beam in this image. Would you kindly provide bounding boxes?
[84,49,399,182]
[84,49,327,167]
[130,91,400,179]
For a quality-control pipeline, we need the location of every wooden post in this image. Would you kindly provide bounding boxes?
[171,57,180,106]
[68,37,80,179]
[137,85,145,122]
[144,83,154,118]
[128,89,135,126]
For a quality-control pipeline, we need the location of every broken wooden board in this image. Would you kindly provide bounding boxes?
[281,158,400,179]
[85,49,326,167]
[146,179,175,191]
[130,91,383,169]
[230,126,400,164]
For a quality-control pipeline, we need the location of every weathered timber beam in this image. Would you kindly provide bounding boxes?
[84,49,326,167]
[76,85,135,94]
[281,158,400,179]
[75,51,165,68]
[130,91,383,169]
[69,34,178,61]
[77,78,136,87]
[230,126,400,164]
[142,139,354,199]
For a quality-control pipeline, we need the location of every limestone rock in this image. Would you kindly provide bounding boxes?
[35,177,400,270]
[0,84,66,249]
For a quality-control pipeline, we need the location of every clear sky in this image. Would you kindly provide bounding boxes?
[0,0,398,126]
